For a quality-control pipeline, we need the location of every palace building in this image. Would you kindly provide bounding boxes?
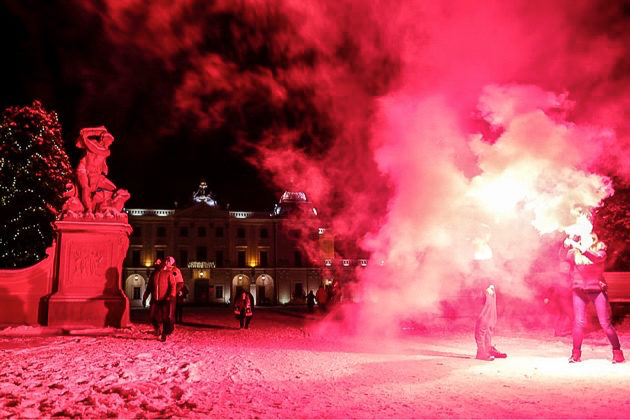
[122,182,339,307]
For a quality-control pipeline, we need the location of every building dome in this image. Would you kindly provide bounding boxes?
[272,190,317,217]
[193,181,218,207]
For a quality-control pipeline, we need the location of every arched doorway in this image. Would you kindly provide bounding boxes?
[255,274,274,305]
[231,274,251,304]
[125,274,146,308]
[195,278,210,304]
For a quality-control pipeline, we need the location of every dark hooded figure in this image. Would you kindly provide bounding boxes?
[234,290,255,329]
[306,290,316,313]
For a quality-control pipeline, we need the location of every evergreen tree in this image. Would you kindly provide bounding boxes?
[0,101,72,268]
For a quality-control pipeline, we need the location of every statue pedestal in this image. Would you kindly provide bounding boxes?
[47,221,132,328]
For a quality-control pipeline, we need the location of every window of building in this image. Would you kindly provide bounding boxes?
[215,285,223,299]
[294,250,302,267]
[260,228,268,238]
[131,250,141,267]
[179,226,188,237]
[179,249,189,266]
[133,287,141,300]
[156,249,165,261]
[238,250,246,267]
[198,226,206,237]
[237,228,246,238]
[294,282,304,299]
[288,229,301,239]
[215,226,224,237]
[157,226,166,237]
[260,251,268,267]
[215,250,224,267]
[196,246,207,261]
[132,226,142,238]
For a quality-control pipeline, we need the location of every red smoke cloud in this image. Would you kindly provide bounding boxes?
[83,0,630,332]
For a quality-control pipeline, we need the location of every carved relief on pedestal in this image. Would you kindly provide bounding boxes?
[70,247,106,285]
[115,234,130,263]
[61,127,130,222]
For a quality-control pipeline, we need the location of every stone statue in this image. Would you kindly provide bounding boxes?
[61,127,130,221]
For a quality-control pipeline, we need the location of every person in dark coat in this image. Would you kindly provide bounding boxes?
[142,258,162,334]
[475,284,507,361]
[175,283,189,324]
[234,290,255,329]
[565,233,624,363]
[143,258,177,341]
[306,290,316,313]
[163,256,185,326]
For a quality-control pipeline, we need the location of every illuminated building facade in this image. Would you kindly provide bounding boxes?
[122,183,339,307]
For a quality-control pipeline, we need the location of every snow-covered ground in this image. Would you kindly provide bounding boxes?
[1,306,629,418]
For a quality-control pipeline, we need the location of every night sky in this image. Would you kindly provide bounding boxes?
[2,0,629,225]
[0,1,313,211]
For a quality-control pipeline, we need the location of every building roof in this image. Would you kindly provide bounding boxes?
[272,191,318,218]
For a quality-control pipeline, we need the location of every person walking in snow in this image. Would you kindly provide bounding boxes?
[142,258,162,335]
[234,289,255,329]
[164,256,185,327]
[175,282,189,324]
[475,284,507,361]
[306,290,316,313]
[143,257,177,341]
[316,284,328,312]
[565,233,624,363]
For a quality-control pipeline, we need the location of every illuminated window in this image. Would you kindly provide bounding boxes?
[342,259,350,267]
